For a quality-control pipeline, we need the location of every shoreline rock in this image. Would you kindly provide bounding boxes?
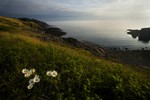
[127,28,150,43]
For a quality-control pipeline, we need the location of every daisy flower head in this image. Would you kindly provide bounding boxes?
[29,79,35,85]
[24,73,31,78]
[27,84,34,89]
[51,71,58,77]
[46,71,52,76]
[29,69,36,75]
[33,75,40,83]
[46,70,58,77]
[51,71,57,77]
[22,68,29,74]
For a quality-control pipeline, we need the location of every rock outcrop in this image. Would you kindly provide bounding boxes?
[18,18,106,57]
[127,28,150,43]
[45,27,67,37]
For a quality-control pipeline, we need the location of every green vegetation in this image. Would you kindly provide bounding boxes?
[0,25,16,31]
[0,16,150,100]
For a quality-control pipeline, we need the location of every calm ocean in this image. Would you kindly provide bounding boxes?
[48,20,150,49]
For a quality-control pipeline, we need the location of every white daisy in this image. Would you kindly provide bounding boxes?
[30,69,35,74]
[33,75,40,83]
[22,68,29,74]
[24,73,31,77]
[46,71,52,76]
[27,84,33,89]
[29,79,35,85]
[51,71,58,77]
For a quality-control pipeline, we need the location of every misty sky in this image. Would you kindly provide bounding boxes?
[0,0,150,23]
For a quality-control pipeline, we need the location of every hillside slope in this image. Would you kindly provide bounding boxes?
[0,16,150,100]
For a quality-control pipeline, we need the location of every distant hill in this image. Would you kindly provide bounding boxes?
[18,18,50,29]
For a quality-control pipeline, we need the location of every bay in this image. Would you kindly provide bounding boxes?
[48,20,150,49]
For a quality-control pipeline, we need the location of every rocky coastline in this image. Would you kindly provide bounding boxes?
[18,18,150,68]
[42,28,150,68]
[18,18,106,57]
[127,28,150,43]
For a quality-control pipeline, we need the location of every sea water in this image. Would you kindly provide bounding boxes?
[48,20,150,50]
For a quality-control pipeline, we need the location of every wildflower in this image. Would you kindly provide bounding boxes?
[27,84,34,89]
[30,69,36,74]
[46,71,52,76]
[51,71,58,77]
[24,73,31,78]
[22,68,29,74]
[29,79,35,85]
[33,75,40,83]
[46,71,58,77]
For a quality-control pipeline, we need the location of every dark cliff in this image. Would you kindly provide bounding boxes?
[127,28,150,43]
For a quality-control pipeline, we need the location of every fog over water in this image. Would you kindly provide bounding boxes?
[49,20,150,49]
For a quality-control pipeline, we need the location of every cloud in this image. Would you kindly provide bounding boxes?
[0,0,92,21]
[0,0,150,21]
[84,0,150,21]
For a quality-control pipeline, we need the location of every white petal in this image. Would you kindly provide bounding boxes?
[24,73,30,77]
[51,71,58,77]
[46,71,52,76]
[22,69,28,74]
[33,75,40,83]
[29,79,35,84]
[35,75,39,78]
[27,84,33,89]
[30,69,35,74]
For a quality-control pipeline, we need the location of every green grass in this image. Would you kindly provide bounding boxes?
[0,16,150,100]
[0,16,25,27]
[0,25,17,31]
[0,32,150,100]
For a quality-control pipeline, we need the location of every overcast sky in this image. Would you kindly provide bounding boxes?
[0,0,150,22]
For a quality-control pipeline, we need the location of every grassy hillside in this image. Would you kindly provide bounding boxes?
[0,16,150,100]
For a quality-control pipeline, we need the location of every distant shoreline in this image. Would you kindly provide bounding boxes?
[49,21,150,50]
[48,24,150,68]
